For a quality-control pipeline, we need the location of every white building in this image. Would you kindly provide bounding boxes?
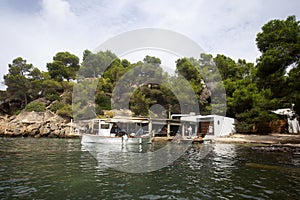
[180,115,235,137]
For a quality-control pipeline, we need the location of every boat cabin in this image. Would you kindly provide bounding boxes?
[88,117,150,137]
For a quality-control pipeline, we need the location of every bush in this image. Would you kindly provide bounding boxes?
[13,109,22,115]
[49,102,64,112]
[25,102,46,112]
[57,104,72,118]
[45,93,61,101]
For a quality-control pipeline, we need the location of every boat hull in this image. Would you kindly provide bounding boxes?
[81,134,151,145]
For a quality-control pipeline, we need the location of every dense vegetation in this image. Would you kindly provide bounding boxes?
[0,16,299,133]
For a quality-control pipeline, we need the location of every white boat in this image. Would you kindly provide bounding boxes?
[81,119,151,145]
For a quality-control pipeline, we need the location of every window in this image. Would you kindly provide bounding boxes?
[101,124,110,129]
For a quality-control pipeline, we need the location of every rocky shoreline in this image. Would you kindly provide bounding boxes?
[0,111,78,138]
[251,144,300,153]
[215,133,300,153]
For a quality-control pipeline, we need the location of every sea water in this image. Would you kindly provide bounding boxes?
[0,138,300,199]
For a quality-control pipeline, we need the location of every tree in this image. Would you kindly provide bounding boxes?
[256,16,300,96]
[287,63,300,114]
[27,68,43,100]
[47,52,80,81]
[80,50,117,78]
[130,89,150,116]
[103,59,126,84]
[255,15,300,119]
[3,57,36,106]
[143,55,161,66]
[214,54,239,80]
[42,79,63,101]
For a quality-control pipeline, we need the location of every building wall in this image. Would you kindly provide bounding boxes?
[181,115,236,137]
[213,115,235,137]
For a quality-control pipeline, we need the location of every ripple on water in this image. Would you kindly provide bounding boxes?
[11,186,37,197]
[139,194,170,199]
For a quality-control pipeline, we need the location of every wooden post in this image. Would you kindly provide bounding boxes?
[149,118,153,137]
[91,120,94,134]
[182,123,185,136]
[70,119,73,135]
[167,120,170,138]
[167,105,171,138]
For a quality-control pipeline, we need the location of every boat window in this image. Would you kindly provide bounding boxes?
[101,124,110,129]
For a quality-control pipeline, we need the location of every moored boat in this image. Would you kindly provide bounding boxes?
[80,119,151,145]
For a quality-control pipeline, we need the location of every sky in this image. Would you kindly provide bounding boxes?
[0,0,300,89]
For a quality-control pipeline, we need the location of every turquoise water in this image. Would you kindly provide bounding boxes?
[0,138,300,199]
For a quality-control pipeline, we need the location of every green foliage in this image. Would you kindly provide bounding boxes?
[256,16,300,96]
[72,78,98,120]
[176,58,202,83]
[25,101,45,112]
[13,109,22,115]
[80,50,117,78]
[47,52,80,82]
[214,54,239,80]
[95,91,111,114]
[3,57,37,106]
[255,15,300,118]
[143,55,161,66]
[121,59,130,68]
[130,89,150,116]
[49,102,64,112]
[42,79,62,101]
[287,63,300,114]
[103,59,126,84]
[57,104,72,118]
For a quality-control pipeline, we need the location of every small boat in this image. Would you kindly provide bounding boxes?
[81,119,151,145]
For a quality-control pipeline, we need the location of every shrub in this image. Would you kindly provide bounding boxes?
[57,104,72,118]
[25,102,46,112]
[13,109,22,115]
[49,102,64,112]
[45,93,61,101]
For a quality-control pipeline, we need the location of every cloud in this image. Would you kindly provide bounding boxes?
[41,0,76,26]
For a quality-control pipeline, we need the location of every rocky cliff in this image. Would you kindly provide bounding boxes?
[0,110,78,138]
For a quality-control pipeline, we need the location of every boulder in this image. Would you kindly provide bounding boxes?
[26,123,42,136]
[50,123,59,131]
[39,123,51,137]
[13,111,44,124]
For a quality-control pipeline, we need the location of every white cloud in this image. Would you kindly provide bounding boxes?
[41,0,76,26]
[1,0,300,90]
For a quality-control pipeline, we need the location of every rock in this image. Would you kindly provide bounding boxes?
[251,144,300,153]
[44,110,65,123]
[8,115,16,122]
[39,123,51,137]
[13,111,44,124]
[0,110,71,138]
[26,123,42,136]
[50,123,59,131]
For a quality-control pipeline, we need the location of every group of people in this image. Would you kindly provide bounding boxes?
[111,124,145,137]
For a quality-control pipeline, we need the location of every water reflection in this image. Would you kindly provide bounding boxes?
[81,142,196,173]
